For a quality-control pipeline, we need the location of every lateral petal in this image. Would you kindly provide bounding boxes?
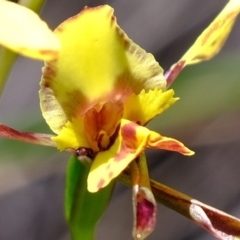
[0,123,56,147]
[147,131,194,156]
[0,1,60,60]
[181,0,240,65]
[166,0,240,86]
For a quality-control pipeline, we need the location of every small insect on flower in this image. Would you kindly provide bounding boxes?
[76,147,95,164]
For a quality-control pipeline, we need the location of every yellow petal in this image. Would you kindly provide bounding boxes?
[87,119,193,192]
[123,41,166,94]
[0,1,60,60]
[181,0,240,65]
[123,88,178,125]
[40,5,165,132]
[147,131,194,156]
[166,0,240,86]
[51,117,90,151]
[39,85,68,134]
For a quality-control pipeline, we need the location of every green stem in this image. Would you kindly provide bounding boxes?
[71,227,94,240]
[0,48,17,97]
[67,159,94,240]
[136,153,151,189]
[65,156,115,240]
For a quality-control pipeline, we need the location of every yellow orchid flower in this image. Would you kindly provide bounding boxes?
[0,1,238,192]
[0,0,60,60]
[1,1,239,239]
[39,5,194,193]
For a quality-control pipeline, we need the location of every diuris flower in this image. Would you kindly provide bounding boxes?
[1,1,240,239]
[39,5,194,193]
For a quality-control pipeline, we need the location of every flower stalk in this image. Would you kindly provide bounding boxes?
[65,155,114,240]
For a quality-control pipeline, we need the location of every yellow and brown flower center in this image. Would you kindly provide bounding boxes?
[84,101,123,152]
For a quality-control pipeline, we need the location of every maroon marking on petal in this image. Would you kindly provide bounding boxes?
[112,72,134,102]
[159,140,191,155]
[97,178,105,190]
[43,82,50,88]
[165,61,185,88]
[201,11,238,46]
[114,123,137,162]
[41,60,58,83]
[121,123,137,142]
[0,124,55,147]
[43,65,57,80]
[82,5,107,14]
[114,150,128,162]
[55,25,63,32]
[108,171,113,179]
[0,124,35,141]
[111,15,116,25]
[105,164,111,170]
[137,198,155,230]
[39,50,58,60]
[149,137,192,155]
[198,206,240,236]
